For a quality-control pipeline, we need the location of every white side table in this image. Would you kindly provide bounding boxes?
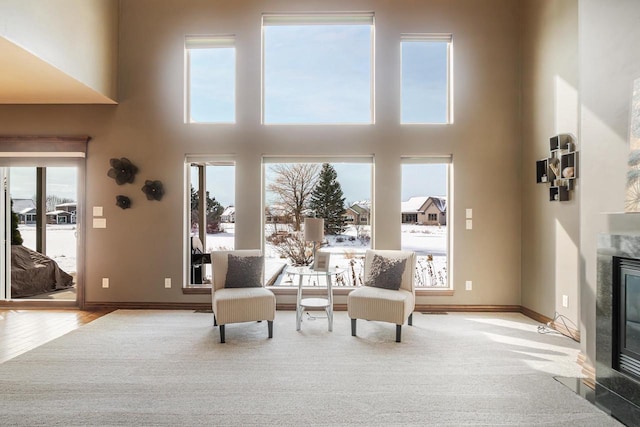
[287,266,343,332]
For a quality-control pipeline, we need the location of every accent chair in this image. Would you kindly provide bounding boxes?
[347,249,417,342]
[211,250,276,343]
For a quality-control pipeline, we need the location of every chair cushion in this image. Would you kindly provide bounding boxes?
[364,254,407,290]
[213,287,276,325]
[225,254,263,288]
[348,286,414,325]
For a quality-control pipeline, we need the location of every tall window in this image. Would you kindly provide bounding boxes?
[186,158,235,287]
[401,157,451,288]
[263,157,373,287]
[262,13,374,124]
[401,34,453,124]
[185,36,236,123]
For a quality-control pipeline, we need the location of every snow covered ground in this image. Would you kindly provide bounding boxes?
[206,223,448,288]
[16,223,449,288]
[18,224,77,274]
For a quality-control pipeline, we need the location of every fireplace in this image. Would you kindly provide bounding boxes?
[597,235,640,426]
[613,257,640,382]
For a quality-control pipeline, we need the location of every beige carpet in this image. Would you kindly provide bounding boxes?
[0,310,622,426]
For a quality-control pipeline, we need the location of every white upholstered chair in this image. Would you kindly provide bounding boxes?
[211,250,276,343]
[347,249,417,342]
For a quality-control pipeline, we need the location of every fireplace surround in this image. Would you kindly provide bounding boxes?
[597,234,640,425]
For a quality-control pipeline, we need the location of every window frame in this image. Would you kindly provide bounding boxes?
[261,13,376,125]
[184,35,237,124]
[400,33,453,125]
[262,155,374,288]
[401,156,452,293]
[183,156,236,290]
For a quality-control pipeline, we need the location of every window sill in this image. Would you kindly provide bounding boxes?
[183,286,453,297]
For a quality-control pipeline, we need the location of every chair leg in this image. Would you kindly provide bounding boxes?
[408,312,413,326]
[213,315,217,326]
[268,320,273,339]
[351,318,357,336]
[396,325,402,343]
[219,325,225,343]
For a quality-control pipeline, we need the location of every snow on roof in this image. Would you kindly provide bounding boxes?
[401,196,429,213]
[429,196,447,213]
[12,199,36,213]
[46,210,71,216]
[222,206,235,216]
[55,202,77,208]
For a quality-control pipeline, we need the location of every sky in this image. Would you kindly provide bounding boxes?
[190,22,449,205]
[10,23,449,208]
[8,167,77,201]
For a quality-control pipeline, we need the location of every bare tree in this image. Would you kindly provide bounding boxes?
[267,163,320,231]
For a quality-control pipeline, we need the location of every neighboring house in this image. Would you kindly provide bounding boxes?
[13,199,37,224]
[47,202,77,224]
[401,196,447,225]
[221,206,235,223]
[265,204,291,224]
[344,201,371,225]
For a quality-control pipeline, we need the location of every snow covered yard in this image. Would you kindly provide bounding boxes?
[16,223,449,288]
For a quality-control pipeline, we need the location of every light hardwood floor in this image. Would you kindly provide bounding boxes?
[0,309,112,364]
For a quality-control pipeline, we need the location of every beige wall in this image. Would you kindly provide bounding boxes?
[578,0,640,368]
[520,1,579,321]
[0,0,118,101]
[0,0,522,307]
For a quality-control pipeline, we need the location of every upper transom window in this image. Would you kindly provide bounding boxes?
[185,35,236,124]
[401,34,453,124]
[262,13,374,125]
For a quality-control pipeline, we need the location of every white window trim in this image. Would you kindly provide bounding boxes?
[400,33,454,125]
[261,13,375,125]
[184,35,237,124]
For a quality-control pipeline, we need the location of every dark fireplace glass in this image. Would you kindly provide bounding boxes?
[616,257,640,379]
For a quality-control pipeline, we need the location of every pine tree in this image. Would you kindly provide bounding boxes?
[308,163,347,235]
[11,200,23,245]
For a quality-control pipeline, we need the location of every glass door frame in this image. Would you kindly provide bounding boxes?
[0,137,87,307]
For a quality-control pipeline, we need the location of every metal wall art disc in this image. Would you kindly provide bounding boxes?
[107,157,138,185]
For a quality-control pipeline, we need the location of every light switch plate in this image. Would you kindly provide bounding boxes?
[93,206,103,217]
[164,278,171,288]
[466,219,473,230]
[93,218,107,228]
[465,281,472,290]
[466,208,473,219]
[102,278,109,288]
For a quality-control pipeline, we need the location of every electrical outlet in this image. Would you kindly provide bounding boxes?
[164,278,171,288]
[562,295,569,308]
[465,280,472,291]
[102,278,109,288]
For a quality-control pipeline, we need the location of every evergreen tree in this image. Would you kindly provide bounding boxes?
[11,200,23,245]
[308,163,346,235]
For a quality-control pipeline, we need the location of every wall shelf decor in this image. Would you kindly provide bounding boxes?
[536,134,578,202]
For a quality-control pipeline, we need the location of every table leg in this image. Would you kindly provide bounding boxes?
[296,274,303,331]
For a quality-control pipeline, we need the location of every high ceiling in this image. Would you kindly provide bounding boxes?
[0,37,116,104]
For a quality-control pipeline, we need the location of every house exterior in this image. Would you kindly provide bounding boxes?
[401,196,446,226]
[221,206,235,223]
[12,199,37,224]
[46,202,77,224]
[344,201,370,225]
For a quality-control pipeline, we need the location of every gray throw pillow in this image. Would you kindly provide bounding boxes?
[225,254,263,288]
[365,254,407,290]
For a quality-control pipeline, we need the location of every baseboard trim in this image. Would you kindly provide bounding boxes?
[578,352,596,389]
[416,304,521,313]
[83,302,213,310]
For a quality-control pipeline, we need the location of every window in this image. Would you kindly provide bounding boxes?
[262,13,374,124]
[401,34,452,124]
[401,157,451,288]
[263,157,373,286]
[185,158,236,287]
[185,36,236,123]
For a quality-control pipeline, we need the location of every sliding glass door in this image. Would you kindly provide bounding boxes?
[1,164,81,302]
